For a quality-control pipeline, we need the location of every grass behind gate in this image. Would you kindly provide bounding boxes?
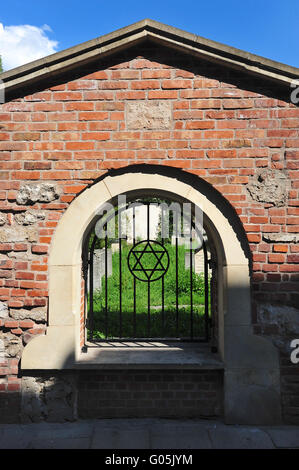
[88,243,210,340]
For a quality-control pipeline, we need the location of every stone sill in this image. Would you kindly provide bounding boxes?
[74,342,224,370]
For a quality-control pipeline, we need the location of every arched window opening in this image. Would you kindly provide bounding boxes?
[82,193,217,345]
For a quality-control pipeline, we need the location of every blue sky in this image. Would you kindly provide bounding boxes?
[0,0,298,70]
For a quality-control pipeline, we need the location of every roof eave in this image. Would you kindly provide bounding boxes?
[0,19,298,96]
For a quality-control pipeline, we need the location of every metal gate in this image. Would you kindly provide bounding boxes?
[83,197,213,343]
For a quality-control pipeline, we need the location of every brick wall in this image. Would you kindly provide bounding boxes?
[0,44,298,422]
[78,370,223,419]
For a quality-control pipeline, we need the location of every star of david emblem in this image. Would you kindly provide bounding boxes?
[128,240,170,282]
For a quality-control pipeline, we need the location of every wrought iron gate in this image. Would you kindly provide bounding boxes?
[84,197,213,343]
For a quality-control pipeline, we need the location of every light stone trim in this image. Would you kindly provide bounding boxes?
[1,19,298,96]
[20,170,281,424]
[126,101,172,130]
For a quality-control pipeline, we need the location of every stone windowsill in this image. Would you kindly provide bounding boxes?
[75,341,224,370]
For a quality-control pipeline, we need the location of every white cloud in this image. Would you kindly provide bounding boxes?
[0,23,58,71]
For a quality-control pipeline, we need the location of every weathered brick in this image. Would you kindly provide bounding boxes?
[0,48,298,424]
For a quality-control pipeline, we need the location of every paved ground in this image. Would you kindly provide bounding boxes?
[0,418,298,449]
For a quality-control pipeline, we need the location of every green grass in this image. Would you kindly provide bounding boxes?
[88,243,210,340]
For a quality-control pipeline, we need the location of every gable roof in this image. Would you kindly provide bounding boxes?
[1,19,298,97]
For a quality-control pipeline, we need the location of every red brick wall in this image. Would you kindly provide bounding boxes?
[0,45,298,422]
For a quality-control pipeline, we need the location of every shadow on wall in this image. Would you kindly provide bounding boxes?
[2,344,224,424]
[1,292,298,424]
[0,358,78,424]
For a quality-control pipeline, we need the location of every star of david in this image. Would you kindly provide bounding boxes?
[128,240,169,282]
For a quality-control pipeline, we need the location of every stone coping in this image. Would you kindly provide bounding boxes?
[1,19,298,96]
[2,418,299,448]
[74,342,224,370]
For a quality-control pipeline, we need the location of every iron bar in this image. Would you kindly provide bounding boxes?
[85,198,212,344]
[119,210,122,338]
[175,208,179,338]
[161,204,165,336]
[203,241,210,341]
[92,337,207,343]
[89,235,97,341]
[133,204,136,337]
[190,212,193,339]
[147,202,150,337]
[105,225,108,339]
[82,256,88,352]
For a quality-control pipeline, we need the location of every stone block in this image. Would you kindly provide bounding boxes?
[92,427,150,449]
[224,368,281,425]
[208,425,274,449]
[15,210,46,225]
[0,302,8,319]
[263,233,299,243]
[264,428,299,448]
[9,307,47,322]
[224,326,280,368]
[0,226,38,243]
[29,437,90,449]
[1,331,23,358]
[21,374,77,423]
[150,424,212,449]
[126,101,172,130]
[16,183,59,205]
[247,169,289,207]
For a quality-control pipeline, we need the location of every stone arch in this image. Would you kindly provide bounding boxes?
[21,165,281,424]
